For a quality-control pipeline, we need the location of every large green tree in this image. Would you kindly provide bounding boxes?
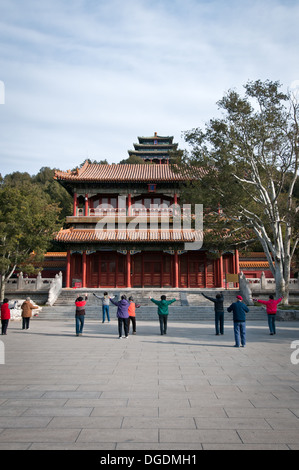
[32,167,72,223]
[3,167,72,224]
[0,182,61,300]
[182,80,299,303]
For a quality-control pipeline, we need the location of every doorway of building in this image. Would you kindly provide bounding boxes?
[89,252,125,287]
[143,259,161,287]
[132,253,163,287]
[99,254,116,287]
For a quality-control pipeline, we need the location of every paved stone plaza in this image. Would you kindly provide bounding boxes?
[0,316,299,450]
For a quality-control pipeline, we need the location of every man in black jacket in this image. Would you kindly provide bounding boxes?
[201,292,224,335]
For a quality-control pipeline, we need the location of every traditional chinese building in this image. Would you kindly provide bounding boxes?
[54,158,240,289]
[128,132,178,163]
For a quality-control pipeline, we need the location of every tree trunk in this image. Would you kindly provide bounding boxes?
[0,265,17,303]
[0,275,6,303]
[275,261,287,304]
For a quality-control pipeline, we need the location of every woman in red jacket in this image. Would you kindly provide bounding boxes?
[1,298,10,335]
[254,295,283,335]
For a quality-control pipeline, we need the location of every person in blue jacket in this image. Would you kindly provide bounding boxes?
[227,295,249,347]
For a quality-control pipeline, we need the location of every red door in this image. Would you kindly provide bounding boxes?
[179,254,188,287]
[162,254,172,287]
[116,254,126,287]
[99,253,116,287]
[90,253,100,287]
[131,253,162,287]
[144,260,161,287]
[132,254,142,287]
[189,254,205,287]
[179,253,215,287]
[206,258,215,287]
[88,252,125,288]
[71,253,82,287]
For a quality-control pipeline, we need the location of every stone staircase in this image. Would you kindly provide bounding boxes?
[36,288,267,321]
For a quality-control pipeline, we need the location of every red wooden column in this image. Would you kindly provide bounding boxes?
[127,193,131,216]
[174,251,179,288]
[235,248,239,274]
[66,250,71,288]
[126,251,131,288]
[73,193,77,216]
[219,254,224,288]
[82,251,87,288]
[84,194,89,216]
[234,248,239,288]
[204,254,208,288]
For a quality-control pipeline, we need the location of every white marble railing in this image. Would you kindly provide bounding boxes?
[6,272,52,291]
[246,272,298,292]
[46,272,63,306]
[6,271,63,307]
[238,271,298,306]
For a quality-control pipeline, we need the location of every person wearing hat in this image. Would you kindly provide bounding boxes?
[227,295,249,347]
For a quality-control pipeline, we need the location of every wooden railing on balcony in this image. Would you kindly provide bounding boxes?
[87,208,126,217]
[75,207,191,217]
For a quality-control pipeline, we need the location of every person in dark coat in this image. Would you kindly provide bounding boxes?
[227,295,249,347]
[201,292,224,335]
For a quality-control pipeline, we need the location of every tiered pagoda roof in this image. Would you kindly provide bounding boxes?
[127,132,178,162]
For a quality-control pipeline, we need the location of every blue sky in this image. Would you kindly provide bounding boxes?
[0,0,299,176]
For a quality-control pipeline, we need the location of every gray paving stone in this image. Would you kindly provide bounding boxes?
[77,428,158,443]
[47,416,123,428]
[30,442,117,450]
[224,407,296,419]
[23,407,94,417]
[0,416,52,428]
[238,429,299,444]
[122,416,197,429]
[159,428,242,444]
[91,406,159,417]
[194,417,272,429]
[0,428,81,443]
